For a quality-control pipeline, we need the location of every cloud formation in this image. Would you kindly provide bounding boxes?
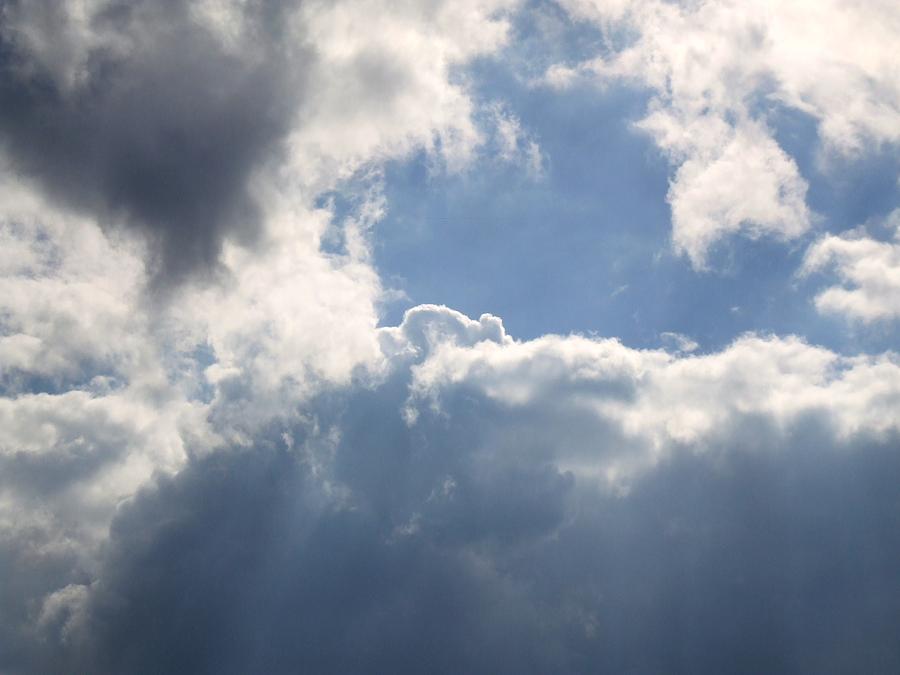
[0,2,519,669]
[399,306,900,483]
[0,0,514,282]
[8,306,900,673]
[1,1,899,673]
[802,210,900,322]
[547,0,900,264]
[0,0,308,281]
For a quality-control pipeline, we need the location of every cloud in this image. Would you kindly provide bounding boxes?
[548,0,900,265]
[0,0,516,282]
[400,307,900,483]
[659,331,698,353]
[646,114,809,265]
[0,0,309,282]
[0,2,521,669]
[801,210,900,322]
[0,179,210,611]
[0,177,153,392]
[0,0,520,528]
[55,443,570,674]
[8,305,899,673]
[1,2,898,672]
[285,0,517,182]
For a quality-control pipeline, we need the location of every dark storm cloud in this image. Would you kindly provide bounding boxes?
[0,0,305,282]
[12,366,899,675]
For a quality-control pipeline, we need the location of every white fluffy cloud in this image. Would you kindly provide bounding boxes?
[801,210,900,322]
[0,178,149,389]
[287,0,518,186]
[398,306,900,484]
[548,0,900,265]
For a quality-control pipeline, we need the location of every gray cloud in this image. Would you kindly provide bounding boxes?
[0,0,306,283]
[6,337,899,674]
[1,1,898,672]
[63,443,564,675]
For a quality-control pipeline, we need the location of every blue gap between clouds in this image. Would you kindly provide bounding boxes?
[328,5,900,355]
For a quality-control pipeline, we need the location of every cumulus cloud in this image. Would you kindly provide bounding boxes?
[8,306,898,673]
[0,2,520,668]
[801,210,900,322]
[2,2,899,673]
[548,0,900,265]
[0,0,515,282]
[401,307,900,483]
[286,0,517,183]
[0,0,519,481]
[0,178,211,624]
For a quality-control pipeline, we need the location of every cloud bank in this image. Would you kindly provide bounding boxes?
[8,306,900,673]
[1,1,899,673]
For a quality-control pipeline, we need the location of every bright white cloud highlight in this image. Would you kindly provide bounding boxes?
[398,306,900,483]
[287,0,518,186]
[802,211,900,322]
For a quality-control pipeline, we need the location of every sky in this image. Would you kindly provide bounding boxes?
[0,1,899,673]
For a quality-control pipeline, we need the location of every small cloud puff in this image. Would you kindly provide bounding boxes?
[801,210,900,323]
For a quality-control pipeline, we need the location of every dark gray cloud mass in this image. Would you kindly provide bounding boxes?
[9,368,899,675]
[0,0,304,282]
